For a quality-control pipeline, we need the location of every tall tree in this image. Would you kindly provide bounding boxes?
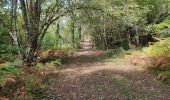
[19,0,41,63]
[19,0,95,64]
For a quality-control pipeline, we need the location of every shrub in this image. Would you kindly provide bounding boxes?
[0,44,22,62]
[0,59,25,98]
[143,37,170,57]
[128,37,170,82]
[0,59,23,84]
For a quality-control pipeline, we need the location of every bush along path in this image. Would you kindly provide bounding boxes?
[40,42,170,100]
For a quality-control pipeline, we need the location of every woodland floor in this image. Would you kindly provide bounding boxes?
[42,46,170,100]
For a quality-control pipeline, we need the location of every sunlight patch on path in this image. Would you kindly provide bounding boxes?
[44,49,170,100]
[52,61,144,79]
[75,49,105,56]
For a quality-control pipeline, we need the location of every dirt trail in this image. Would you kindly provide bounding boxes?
[43,43,170,100]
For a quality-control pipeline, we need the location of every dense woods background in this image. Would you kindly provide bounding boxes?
[0,0,170,99]
[1,0,170,61]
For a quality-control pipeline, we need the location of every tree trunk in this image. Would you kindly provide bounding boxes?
[135,26,139,45]
[10,0,20,54]
[9,31,20,54]
[78,24,82,42]
[19,0,41,64]
[123,27,130,50]
[24,36,38,64]
[71,16,75,46]
[55,20,64,45]
[103,22,108,50]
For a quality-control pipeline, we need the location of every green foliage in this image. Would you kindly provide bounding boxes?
[152,18,170,37]
[26,75,41,91]
[0,59,22,84]
[57,44,76,51]
[36,63,44,68]
[40,20,78,51]
[91,0,150,49]
[0,44,20,54]
[0,59,22,74]
[0,44,22,61]
[153,18,170,30]
[163,70,170,78]
[134,37,170,82]
[106,48,126,58]
[49,59,62,66]
[143,37,170,57]
[25,74,46,99]
[41,32,60,50]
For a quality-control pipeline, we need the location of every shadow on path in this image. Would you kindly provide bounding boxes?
[42,48,170,100]
[61,49,107,69]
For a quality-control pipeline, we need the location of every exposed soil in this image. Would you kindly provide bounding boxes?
[42,43,170,100]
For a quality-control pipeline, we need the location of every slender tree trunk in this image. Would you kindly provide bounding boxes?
[118,31,123,47]
[123,31,130,50]
[127,30,131,48]
[78,23,81,42]
[55,20,64,45]
[71,16,75,46]
[103,20,108,50]
[99,32,105,49]
[135,26,139,45]
[10,0,20,54]
[103,7,108,50]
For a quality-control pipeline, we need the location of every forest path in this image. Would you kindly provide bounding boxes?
[43,43,170,100]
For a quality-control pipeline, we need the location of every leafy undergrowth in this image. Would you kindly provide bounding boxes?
[0,59,59,99]
[0,48,71,99]
[36,47,75,63]
[0,59,24,99]
[127,37,170,83]
[23,65,57,99]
